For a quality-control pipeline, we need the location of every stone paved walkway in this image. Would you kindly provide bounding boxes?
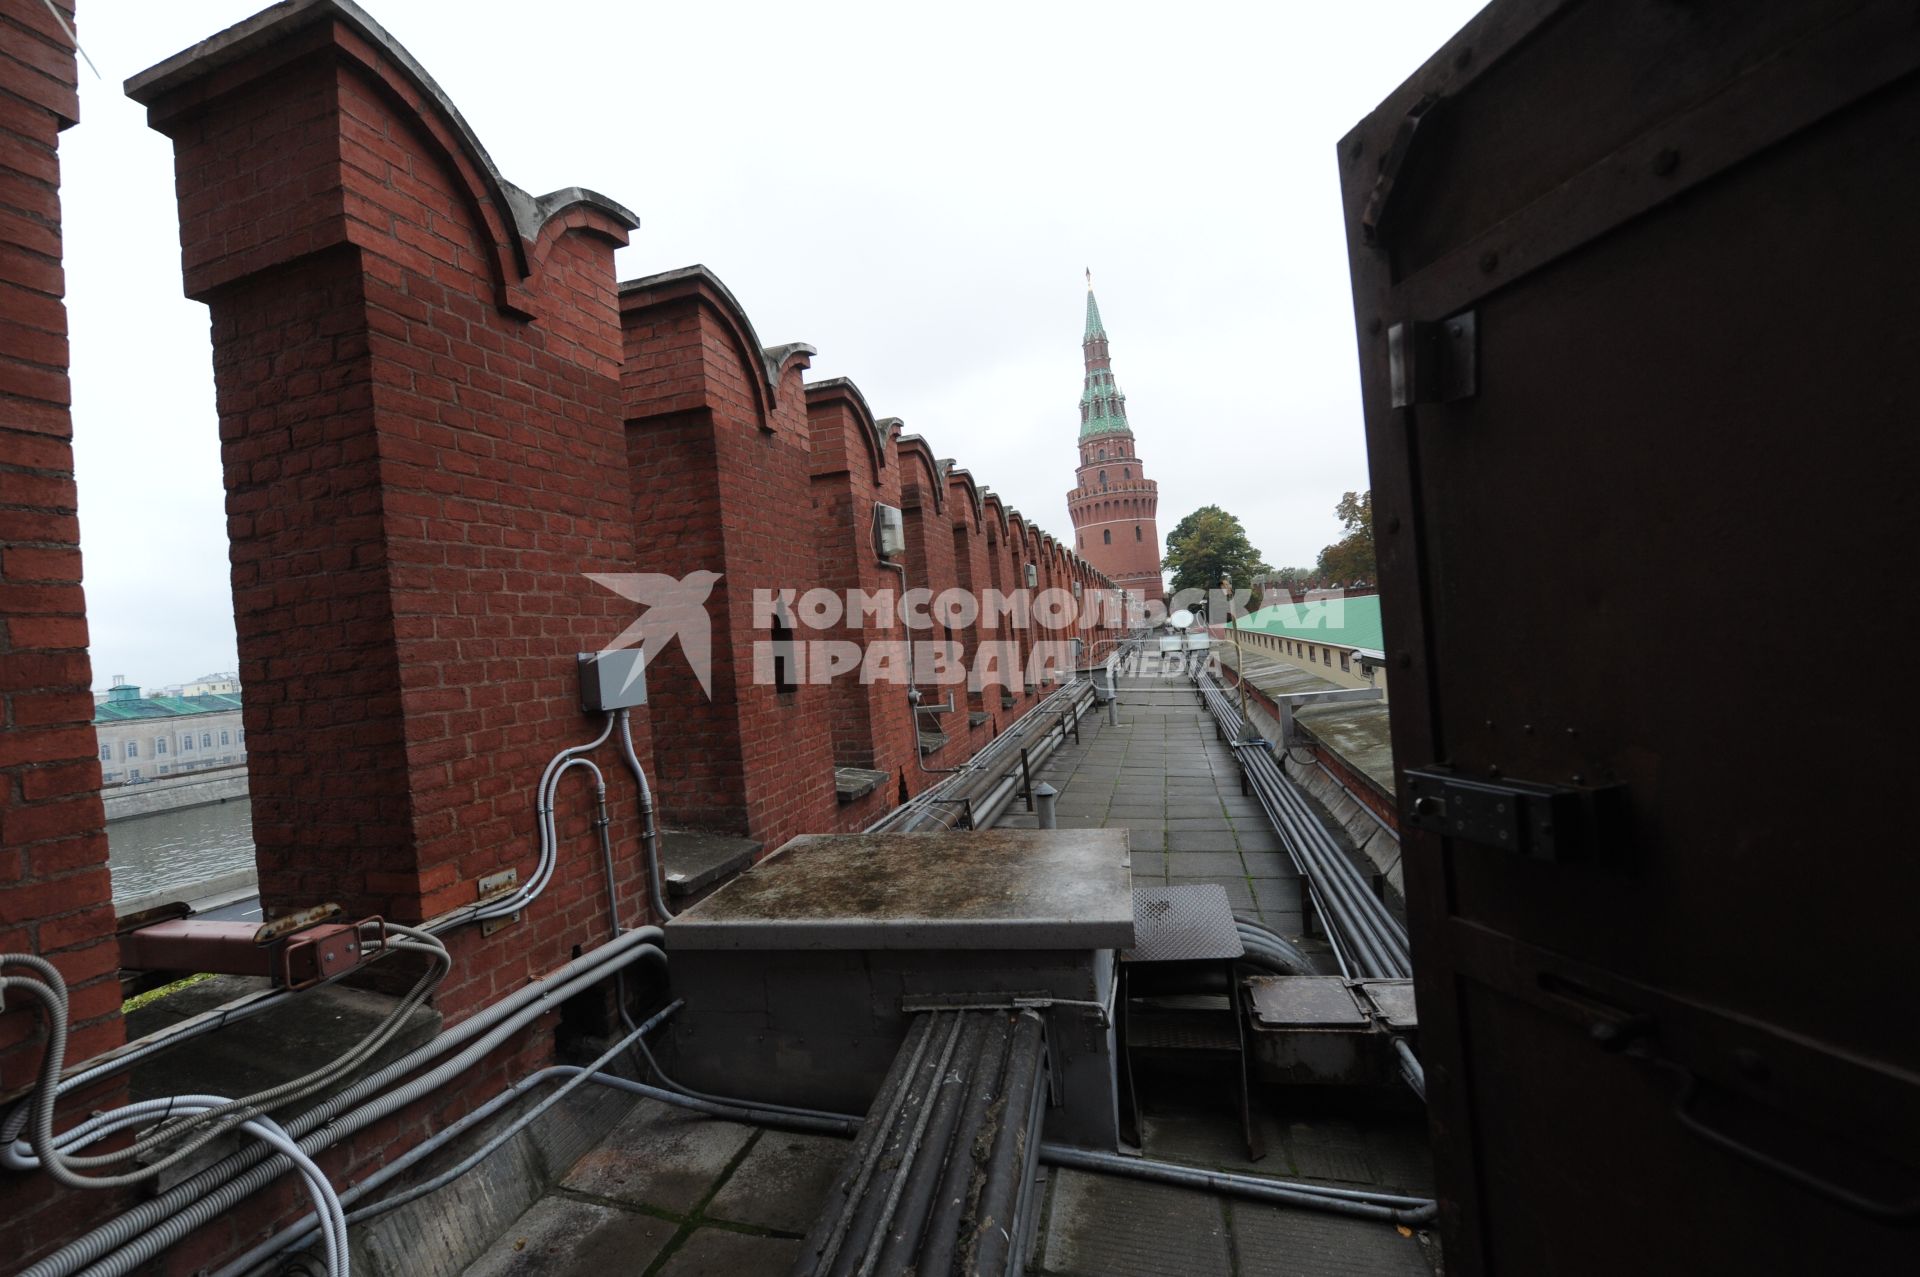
[461,1101,850,1277]
[998,667,1323,958]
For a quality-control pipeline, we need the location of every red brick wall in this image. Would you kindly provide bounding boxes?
[133,14,656,1004]
[620,272,840,853]
[0,0,137,1259]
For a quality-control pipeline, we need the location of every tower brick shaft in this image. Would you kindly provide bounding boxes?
[1066,279,1163,605]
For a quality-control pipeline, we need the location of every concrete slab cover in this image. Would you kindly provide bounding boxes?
[665,830,1133,950]
[654,1228,802,1277]
[560,1100,755,1212]
[705,1132,852,1234]
[460,1197,677,1277]
[1040,1168,1231,1277]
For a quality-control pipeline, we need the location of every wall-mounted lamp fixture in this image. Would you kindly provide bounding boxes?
[872,503,906,561]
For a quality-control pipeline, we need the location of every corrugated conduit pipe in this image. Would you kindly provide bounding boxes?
[2,710,653,1182]
[2,930,447,1191]
[18,929,665,1277]
[1232,917,1316,977]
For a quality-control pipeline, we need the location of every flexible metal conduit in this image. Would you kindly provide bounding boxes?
[20,929,666,1277]
[1038,1146,1438,1225]
[5,710,666,1147]
[2,931,448,1193]
[1194,665,1430,1105]
[1232,918,1317,977]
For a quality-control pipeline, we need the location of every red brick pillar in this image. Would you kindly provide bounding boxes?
[977,494,1016,729]
[896,436,961,775]
[804,380,915,823]
[0,0,133,1258]
[944,470,993,728]
[128,5,654,989]
[619,267,839,852]
[1004,515,1035,705]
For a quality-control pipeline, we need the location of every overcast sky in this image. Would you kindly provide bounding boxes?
[61,0,1484,690]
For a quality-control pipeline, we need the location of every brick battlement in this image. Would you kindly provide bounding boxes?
[0,2,1125,1270]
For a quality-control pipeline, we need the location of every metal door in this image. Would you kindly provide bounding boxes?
[1339,3,1920,1272]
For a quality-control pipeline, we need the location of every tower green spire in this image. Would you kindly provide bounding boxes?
[1079,272,1129,439]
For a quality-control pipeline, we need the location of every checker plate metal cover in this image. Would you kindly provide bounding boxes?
[1125,885,1243,963]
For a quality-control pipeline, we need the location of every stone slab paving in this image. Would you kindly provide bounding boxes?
[462,1197,679,1277]
[561,1101,757,1213]
[464,1100,852,1277]
[654,1228,803,1276]
[705,1131,852,1234]
[1040,1170,1234,1277]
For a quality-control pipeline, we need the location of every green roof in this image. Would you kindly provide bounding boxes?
[95,693,244,723]
[1078,284,1131,439]
[1229,594,1385,653]
[1079,368,1130,439]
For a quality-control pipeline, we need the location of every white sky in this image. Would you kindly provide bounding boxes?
[60,0,1485,690]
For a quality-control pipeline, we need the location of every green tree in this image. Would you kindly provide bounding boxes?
[1163,505,1268,595]
[1315,490,1375,585]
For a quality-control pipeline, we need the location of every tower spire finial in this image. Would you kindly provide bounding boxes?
[1085,266,1093,291]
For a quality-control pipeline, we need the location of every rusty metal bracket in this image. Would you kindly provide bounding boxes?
[477,868,520,937]
[277,917,383,990]
[254,902,345,945]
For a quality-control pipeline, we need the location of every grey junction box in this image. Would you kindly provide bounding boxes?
[576,649,647,712]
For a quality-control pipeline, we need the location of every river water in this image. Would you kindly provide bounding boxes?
[106,800,257,905]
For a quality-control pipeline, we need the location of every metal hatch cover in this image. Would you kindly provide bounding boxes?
[1246,976,1370,1030]
[1358,979,1419,1030]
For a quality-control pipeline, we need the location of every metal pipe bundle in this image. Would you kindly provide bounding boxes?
[1193,668,1411,980]
[869,679,1098,834]
[795,1009,1049,1277]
